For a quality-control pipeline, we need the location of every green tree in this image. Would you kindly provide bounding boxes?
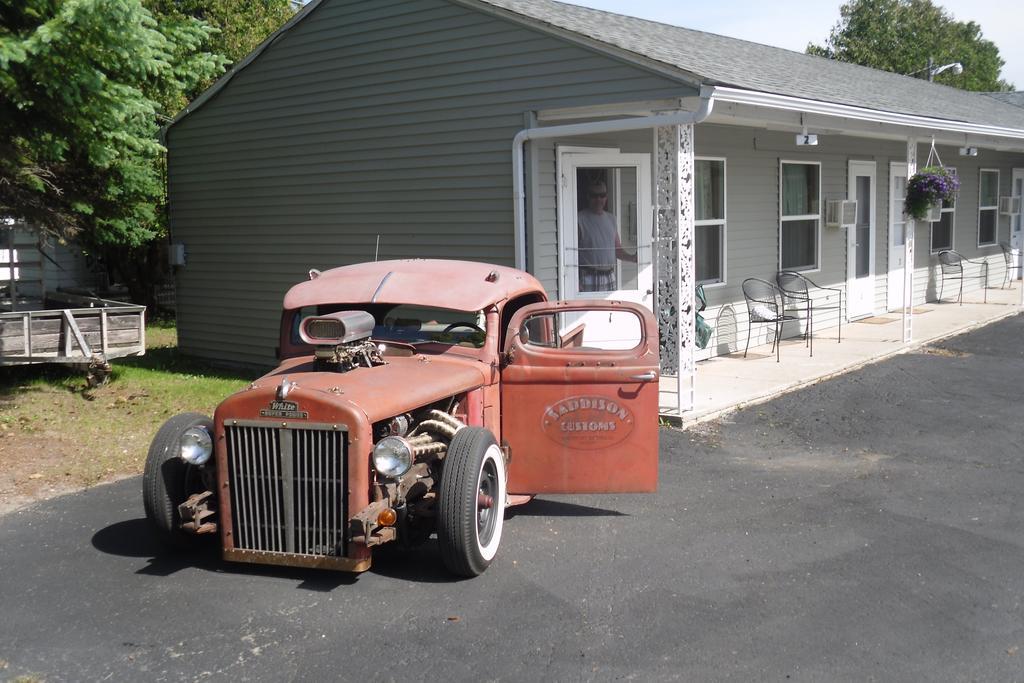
[104,1,295,307]
[2,1,294,306]
[144,0,295,113]
[0,0,227,246]
[807,0,1012,91]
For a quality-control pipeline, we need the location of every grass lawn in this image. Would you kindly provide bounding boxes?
[0,319,253,513]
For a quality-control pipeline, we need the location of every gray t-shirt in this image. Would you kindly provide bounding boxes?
[577,209,617,269]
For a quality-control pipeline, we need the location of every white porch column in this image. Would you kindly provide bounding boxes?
[656,123,696,414]
[903,138,917,343]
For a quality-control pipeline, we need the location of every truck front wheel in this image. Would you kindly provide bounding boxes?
[142,412,214,549]
[437,427,506,577]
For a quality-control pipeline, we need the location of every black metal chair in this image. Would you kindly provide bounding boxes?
[741,278,802,363]
[937,250,989,305]
[694,284,713,350]
[999,242,1015,288]
[776,271,843,357]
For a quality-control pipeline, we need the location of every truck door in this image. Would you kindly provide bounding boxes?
[500,300,659,494]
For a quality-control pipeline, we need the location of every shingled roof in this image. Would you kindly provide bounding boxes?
[985,92,1024,109]
[475,0,1024,130]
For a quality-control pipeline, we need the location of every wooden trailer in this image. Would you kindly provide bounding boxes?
[0,294,146,381]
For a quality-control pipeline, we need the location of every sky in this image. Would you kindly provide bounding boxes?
[571,0,1024,89]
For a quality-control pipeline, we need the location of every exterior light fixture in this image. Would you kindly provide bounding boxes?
[929,61,963,80]
[905,58,963,82]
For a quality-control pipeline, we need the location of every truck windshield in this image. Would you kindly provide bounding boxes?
[291,304,486,349]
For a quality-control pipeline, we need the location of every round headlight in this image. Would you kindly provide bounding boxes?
[179,426,213,466]
[372,436,413,478]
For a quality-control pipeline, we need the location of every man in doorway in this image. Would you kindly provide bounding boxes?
[577,180,637,292]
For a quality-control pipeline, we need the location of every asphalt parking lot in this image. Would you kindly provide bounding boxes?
[1,313,1022,682]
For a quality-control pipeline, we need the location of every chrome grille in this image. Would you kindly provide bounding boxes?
[225,424,348,557]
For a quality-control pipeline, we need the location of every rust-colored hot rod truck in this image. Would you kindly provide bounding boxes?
[144,260,659,577]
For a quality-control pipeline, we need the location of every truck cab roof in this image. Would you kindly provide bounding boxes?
[283,259,546,312]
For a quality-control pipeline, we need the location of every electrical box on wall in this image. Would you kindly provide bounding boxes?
[169,243,186,267]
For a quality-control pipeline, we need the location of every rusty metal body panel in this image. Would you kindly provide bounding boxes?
[252,354,491,425]
[284,259,544,312]
[501,300,660,494]
[224,548,371,572]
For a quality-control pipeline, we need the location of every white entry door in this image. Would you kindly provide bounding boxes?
[847,160,876,319]
[558,149,653,348]
[1011,168,1024,280]
[888,162,908,310]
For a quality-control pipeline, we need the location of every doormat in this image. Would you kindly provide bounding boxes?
[854,316,898,324]
[911,307,933,314]
[725,351,774,360]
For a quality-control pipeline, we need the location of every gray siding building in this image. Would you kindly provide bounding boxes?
[166,0,1024,414]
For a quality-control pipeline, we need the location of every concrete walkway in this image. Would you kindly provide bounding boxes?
[661,282,1023,424]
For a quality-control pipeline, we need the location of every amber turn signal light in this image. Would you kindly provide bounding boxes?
[377,508,398,527]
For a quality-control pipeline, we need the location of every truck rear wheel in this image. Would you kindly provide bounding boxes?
[142,412,213,549]
[437,427,506,577]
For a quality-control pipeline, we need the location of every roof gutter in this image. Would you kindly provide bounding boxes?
[512,85,716,271]
[711,86,1024,142]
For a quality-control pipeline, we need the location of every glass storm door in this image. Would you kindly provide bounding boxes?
[557,149,653,349]
[888,162,908,311]
[847,160,876,319]
[1012,169,1024,280]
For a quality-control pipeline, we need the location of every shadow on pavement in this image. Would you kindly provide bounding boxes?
[88,500,624,587]
[368,543,464,583]
[508,498,627,518]
[92,518,170,558]
[91,517,357,591]
[372,499,629,581]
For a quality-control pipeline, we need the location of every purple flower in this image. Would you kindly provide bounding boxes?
[904,166,958,219]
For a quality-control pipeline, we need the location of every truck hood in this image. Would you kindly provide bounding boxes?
[233,353,490,424]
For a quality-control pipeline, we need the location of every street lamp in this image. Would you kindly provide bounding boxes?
[906,58,964,81]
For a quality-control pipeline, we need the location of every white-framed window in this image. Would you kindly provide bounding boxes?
[978,168,999,247]
[779,160,821,271]
[695,157,726,286]
[930,167,956,253]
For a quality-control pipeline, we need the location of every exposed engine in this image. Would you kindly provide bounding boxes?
[352,407,467,547]
[313,339,386,372]
[299,310,388,372]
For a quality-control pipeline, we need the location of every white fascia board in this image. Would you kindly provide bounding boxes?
[711,106,1024,152]
[711,86,1024,143]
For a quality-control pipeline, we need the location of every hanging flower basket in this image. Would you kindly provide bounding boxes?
[905,166,959,220]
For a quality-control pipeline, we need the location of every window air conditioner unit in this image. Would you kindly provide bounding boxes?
[998,196,1021,216]
[825,199,857,228]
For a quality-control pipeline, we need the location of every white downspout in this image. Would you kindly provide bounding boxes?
[512,85,716,271]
